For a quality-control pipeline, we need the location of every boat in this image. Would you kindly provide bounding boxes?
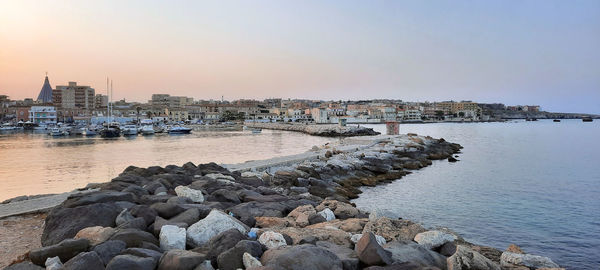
[122,124,138,136]
[582,117,593,122]
[553,119,560,122]
[100,122,121,138]
[69,127,85,136]
[49,127,66,136]
[84,127,98,136]
[168,125,192,134]
[251,128,262,134]
[0,123,17,131]
[141,125,155,135]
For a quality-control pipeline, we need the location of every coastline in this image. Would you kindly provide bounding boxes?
[1,134,563,270]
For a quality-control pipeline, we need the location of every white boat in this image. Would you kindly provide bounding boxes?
[122,124,138,136]
[69,127,85,136]
[251,128,262,134]
[49,128,66,136]
[0,123,17,131]
[84,126,98,136]
[168,125,192,134]
[141,125,155,135]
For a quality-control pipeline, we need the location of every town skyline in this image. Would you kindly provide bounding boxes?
[2,1,599,114]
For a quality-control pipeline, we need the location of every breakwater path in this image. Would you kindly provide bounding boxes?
[2,134,561,270]
[245,122,380,136]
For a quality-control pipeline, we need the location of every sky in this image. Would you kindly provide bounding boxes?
[0,0,599,113]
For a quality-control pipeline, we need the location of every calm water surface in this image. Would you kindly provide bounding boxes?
[355,120,599,269]
[0,129,334,201]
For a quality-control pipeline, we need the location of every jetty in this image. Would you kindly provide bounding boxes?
[1,134,561,270]
[244,122,380,137]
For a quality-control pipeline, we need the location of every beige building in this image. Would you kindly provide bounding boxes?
[53,82,95,110]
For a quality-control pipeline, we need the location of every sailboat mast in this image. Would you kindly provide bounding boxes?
[110,80,113,123]
[106,77,109,123]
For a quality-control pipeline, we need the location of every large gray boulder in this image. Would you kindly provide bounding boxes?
[42,203,121,246]
[447,245,500,270]
[29,238,90,266]
[186,210,249,247]
[175,186,204,203]
[261,244,343,270]
[62,251,104,270]
[205,228,248,261]
[105,254,157,270]
[316,241,359,270]
[414,230,457,250]
[383,241,446,269]
[3,262,44,270]
[500,251,560,269]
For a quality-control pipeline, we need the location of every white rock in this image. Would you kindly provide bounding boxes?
[500,252,560,269]
[187,210,249,247]
[243,252,263,268]
[414,230,457,249]
[350,233,386,246]
[174,186,204,203]
[258,231,287,249]
[160,225,186,251]
[318,208,336,221]
[45,256,62,270]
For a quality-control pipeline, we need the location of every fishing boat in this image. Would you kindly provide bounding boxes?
[168,125,192,134]
[122,124,138,136]
[582,117,593,122]
[553,119,560,122]
[141,125,155,135]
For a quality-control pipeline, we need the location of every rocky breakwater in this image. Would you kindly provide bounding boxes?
[4,134,562,270]
[245,122,380,137]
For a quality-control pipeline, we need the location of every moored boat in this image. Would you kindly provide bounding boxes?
[49,127,66,136]
[100,122,121,138]
[553,119,560,122]
[582,117,593,122]
[168,125,192,134]
[122,124,138,136]
[141,125,155,135]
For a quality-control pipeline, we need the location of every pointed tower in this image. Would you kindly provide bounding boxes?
[37,73,53,103]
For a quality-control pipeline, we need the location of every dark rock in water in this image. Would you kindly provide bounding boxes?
[105,254,157,270]
[116,217,148,231]
[196,162,231,175]
[92,240,126,265]
[383,241,446,269]
[356,232,393,266]
[62,191,135,208]
[261,244,343,270]
[151,202,186,219]
[208,189,241,204]
[121,248,163,263]
[42,202,121,246]
[3,262,44,270]
[316,241,360,270]
[109,229,159,248]
[447,156,458,162]
[206,228,248,261]
[169,208,200,226]
[157,249,207,270]
[62,251,104,270]
[217,240,263,270]
[130,205,158,226]
[153,216,189,236]
[30,238,90,266]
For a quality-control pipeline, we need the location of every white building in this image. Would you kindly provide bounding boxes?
[29,106,57,124]
[403,110,422,122]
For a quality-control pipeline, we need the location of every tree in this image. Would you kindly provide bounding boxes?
[458,112,465,117]
[435,110,444,119]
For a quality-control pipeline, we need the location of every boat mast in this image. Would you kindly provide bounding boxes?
[106,77,110,124]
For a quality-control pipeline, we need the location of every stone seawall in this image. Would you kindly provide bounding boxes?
[3,134,561,270]
[245,122,380,137]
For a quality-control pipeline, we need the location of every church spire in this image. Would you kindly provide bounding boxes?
[37,73,53,103]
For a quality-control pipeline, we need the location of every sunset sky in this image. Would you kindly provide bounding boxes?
[1,0,599,113]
